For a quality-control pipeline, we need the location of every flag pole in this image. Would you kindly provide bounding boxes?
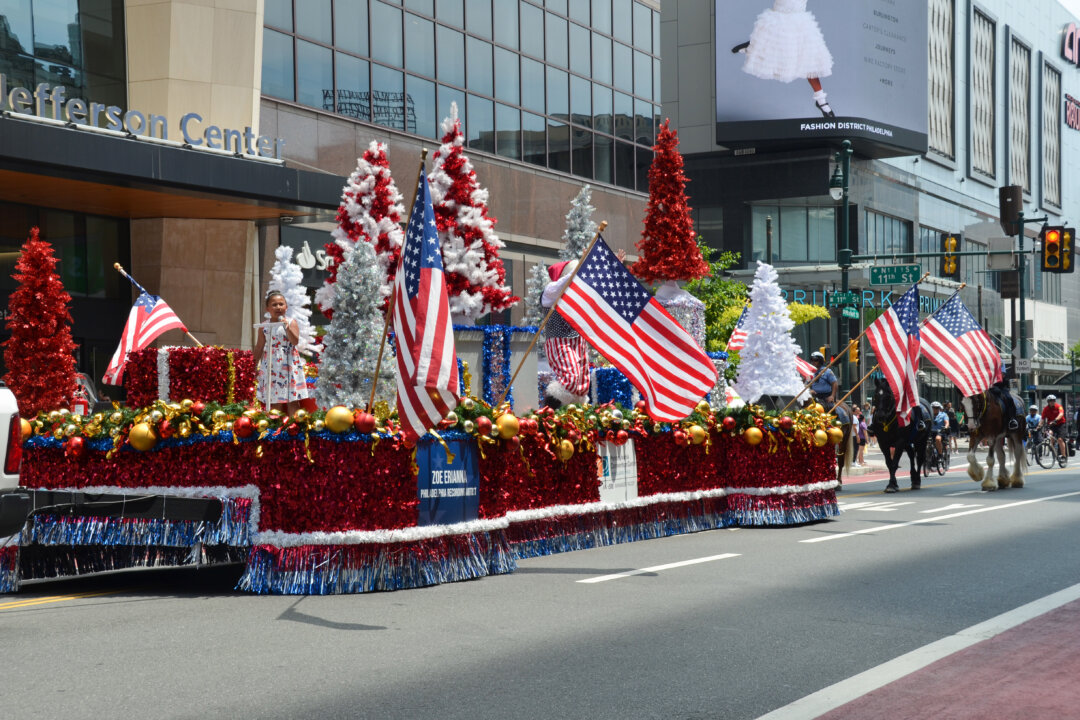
[113,263,202,347]
[493,221,608,409]
[780,271,932,414]
[832,282,966,410]
[368,148,429,413]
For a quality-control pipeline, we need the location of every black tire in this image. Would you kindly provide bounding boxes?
[942,447,951,472]
[1059,444,1068,468]
[1036,440,1055,469]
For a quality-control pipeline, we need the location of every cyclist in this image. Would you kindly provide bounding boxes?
[1025,405,1041,447]
[1040,395,1068,461]
[930,401,949,459]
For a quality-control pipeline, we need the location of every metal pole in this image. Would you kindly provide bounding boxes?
[766,215,773,264]
[837,140,852,391]
[1018,211,1028,405]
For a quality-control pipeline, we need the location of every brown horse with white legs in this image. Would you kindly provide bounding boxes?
[961,391,1026,491]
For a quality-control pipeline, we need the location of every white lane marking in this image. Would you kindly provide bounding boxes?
[577,553,740,584]
[863,502,916,512]
[946,490,983,496]
[919,503,982,514]
[755,582,1080,720]
[838,501,915,512]
[802,490,1080,543]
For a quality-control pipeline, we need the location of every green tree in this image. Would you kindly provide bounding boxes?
[683,239,746,352]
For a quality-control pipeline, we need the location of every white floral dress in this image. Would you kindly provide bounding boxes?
[258,323,309,404]
[743,0,833,83]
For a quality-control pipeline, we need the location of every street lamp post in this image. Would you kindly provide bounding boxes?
[830,140,853,390]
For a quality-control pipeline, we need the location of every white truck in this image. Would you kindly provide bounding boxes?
[0,382,25,538]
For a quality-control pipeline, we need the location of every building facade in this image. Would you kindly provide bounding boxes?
[0,0,659,394]
[666,0,1080,405]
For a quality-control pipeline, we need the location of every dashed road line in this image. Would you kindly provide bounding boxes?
[577,553,740,584]
[0,590,122,611]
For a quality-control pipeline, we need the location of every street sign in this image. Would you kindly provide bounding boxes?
[828,291,859,307]
[869,264,921,286]
[841,306,860,319]
[1015,358,1032,373]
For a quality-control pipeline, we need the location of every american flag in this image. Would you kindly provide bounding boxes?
[555,235,717,422]
[102,292,187,385]
[866,283,921,426]
[393,169,459,441]
[921,293,1001,397]
[795,355,817,380]
[726,305,750,352]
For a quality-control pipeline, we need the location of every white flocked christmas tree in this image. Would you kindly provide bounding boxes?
[732,261,807,404]
[267,245,320,354]
[523,262,549,326]
[559,185,598,261]
[315,241,395,409]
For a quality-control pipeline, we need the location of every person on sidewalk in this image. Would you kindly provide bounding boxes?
[945,401,959,452]
[855,407,868,466]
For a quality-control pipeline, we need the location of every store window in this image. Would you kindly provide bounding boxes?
[1041,60,1062,208]
[864,210,912,257]
[750,206,836,264]
[927,0,954,161]
[1007,34,1031,192]
[969,8,996,180]
[0,0,127,107]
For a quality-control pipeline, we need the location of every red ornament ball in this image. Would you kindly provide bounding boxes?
[191,401,206,416]
[635,400,647,413]
[476,416,493,436]
[354,412,377,434]
[778,416,794,432]
[233,416,255,439]
[159,419,174,439]
[615,429,629,445]
[721,416,737,432]
[286,422,301,436]
[673,430,687,446]
[65,435,85,458]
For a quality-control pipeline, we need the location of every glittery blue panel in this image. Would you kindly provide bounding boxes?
[236,530,517,595]
[0,542,19,593]
[24,495,253,549]
[508,501,840,560]
[453,324,537,406]
[707,351,729,361]
[592,367,636,408]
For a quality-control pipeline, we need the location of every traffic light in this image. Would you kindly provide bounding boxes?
[1042,226,1064,272]
[940,233,961,280]
[848,340,859,364]
[1063,227,1076,274]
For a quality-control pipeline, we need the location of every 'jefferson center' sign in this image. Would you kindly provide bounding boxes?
[0,75,285,160]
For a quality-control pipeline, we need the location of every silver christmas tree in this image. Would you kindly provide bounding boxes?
[523,262,549,327]
[315,241,396,408]
[559,184,598,261]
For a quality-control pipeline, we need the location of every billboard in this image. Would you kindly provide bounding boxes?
[715,0,928,156]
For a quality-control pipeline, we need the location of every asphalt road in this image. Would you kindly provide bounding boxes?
[4,461,1080,720]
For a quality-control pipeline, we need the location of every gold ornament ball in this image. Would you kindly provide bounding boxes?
[444,411,458,425]
[224,421,234,432]
[463,420,476,434]
[695,400,711,415]
[495,414,520,439]
[212,410,227,424]
[743,427,764,446]
[812,403,825,414]
[462,398,475,410]
[109,412,123,424]
[91,413,104,424]
[64,423,78,437]
[688,424,707,445]
[52,427,64,440]
[324,406,355,433]
[47,410,62,424]
[293,409,309,423]
[20,418,31,442]
[256,419,270,432]
[813,430,829,447]
[149,410,164,424]
[313,419,325,432]
[826,427,844,445]
[556,439,575,461]
[109,427,120,438]
[180,399,194,411]
[129,422,158,451]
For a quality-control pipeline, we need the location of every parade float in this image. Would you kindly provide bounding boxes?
[0,114,842,595]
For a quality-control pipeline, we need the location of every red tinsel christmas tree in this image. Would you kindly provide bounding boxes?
[429,103,518,320]
[630,119,710,284]
[3,227,77,416]
[317,141,405,317]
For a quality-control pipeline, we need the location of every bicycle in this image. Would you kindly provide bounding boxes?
[1035,430,1068,469]
[927,441,950,476]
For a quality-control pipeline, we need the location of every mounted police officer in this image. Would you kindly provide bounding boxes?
[808,351,849,424]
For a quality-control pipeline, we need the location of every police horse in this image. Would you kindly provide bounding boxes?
[869,378,930,493]
[961,390,1026,491]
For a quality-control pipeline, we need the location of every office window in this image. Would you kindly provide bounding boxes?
[370,2,403,66]
[751,206,836,264]
[927,0,954,160]
[262,29,295,100]
[865,210,912,257]
[466,37,493,95]
[296,0,332,44]
[334,0,369,56]
[1041,61,1062,208]
[297,40,333,109]
[970,9,995,179]
[1007,35,1030,192]
[496,103,521,160]
[404,14,435,76]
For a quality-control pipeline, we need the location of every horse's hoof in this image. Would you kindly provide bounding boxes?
[884,483,899,494]
[981,482,997,491]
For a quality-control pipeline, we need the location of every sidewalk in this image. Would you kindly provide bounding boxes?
[843,436,965,477]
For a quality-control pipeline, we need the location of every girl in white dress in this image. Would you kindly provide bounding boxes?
[253,290,310,414]
[732,0,835,117]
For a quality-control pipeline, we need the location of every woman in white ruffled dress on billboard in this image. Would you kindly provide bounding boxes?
[732,0,835,117]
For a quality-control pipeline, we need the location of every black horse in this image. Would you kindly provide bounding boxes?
[870,377,931,493]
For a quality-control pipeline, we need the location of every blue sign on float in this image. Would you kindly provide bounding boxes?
[416,438,479,526]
